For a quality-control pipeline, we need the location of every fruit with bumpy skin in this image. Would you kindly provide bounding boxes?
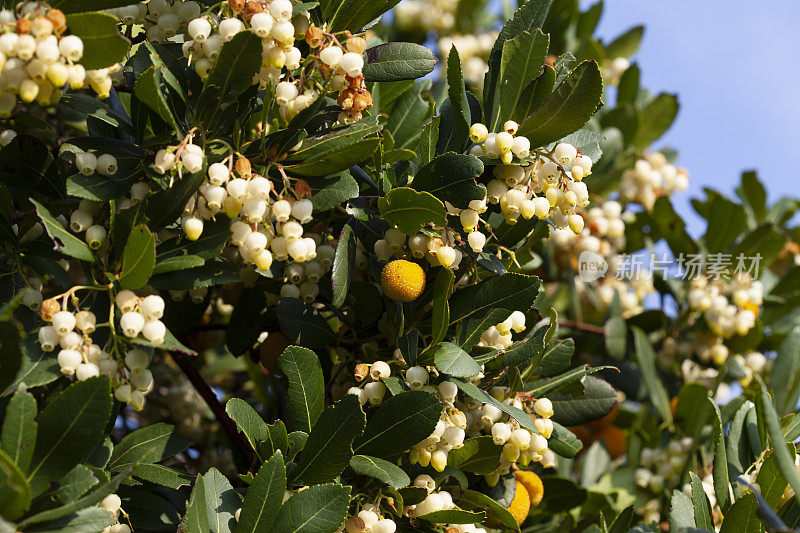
[498,479,530,526]
[515,470,544,507]
[380,259,425,302]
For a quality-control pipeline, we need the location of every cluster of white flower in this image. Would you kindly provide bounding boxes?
[408,386,467,472]
[0,5,118,116]
[635,438,693,494]
[394,0,458,33]
[113,348,155,411]
[115,290,167,345]
[107,0,202,43]
[99,494,131,533]
[619,152,689,210]
[153,138,205,178]
[67,199,108,250]
[406,476,458,518]
[602,56,630,86]
[470,122,592,235]
[74,151,118,176]
[477,310,527,350]
[438,32,498,85]
[277,238,335,302]
[348,360,392,407]
[343,505,397,533]
[687,275,761,338]
[374,227,465,269]
[39,304,104,380]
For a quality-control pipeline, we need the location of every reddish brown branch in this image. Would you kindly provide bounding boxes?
[170,351,255,469]
[558,320,606,335]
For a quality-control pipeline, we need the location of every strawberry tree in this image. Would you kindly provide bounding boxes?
[0,0,798,532]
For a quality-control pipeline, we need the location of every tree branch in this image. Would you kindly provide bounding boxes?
[170,351,255,469]
[558,319,606,336]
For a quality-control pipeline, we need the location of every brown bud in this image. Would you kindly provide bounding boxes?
[242,1,264,20]
[234,156,252,177]
[347,75,363,90]
[228,0,246,13]
[346,36,367,55]
[46,9,67,33]
[354,363,370,382]
[352,89,373,112]
[294,180,312,199]
[337,88,355,110]
[305,25,323,48]
[41,298,61,321]
[16,18,31,35]
[545,54,557,67]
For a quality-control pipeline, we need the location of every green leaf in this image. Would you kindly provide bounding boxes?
[108,422,191,471]
[378,187,446,235]
[771,325,800,416]
[548,422,583,458]
[702,195,748,253]
[135,66,180,133]
[446,436,501,474]
[648,197,699,256]
[121,490,182,532]
[510,65,556,124]
[54,465,98,504]
[132,463,193,489]
[454,380,537,433]
[0,386,37,473]
[416,115,440,166]
[441,47,471,152]
[287,431,309,461]
[309,172,360,212]
[363,42,437,82]
[690,471,714,530]
[130,326,196,355]
[385,82,432,150]
[182,468,241,533]
[632,327,673,423]
[605,25,644,58]
[285,121,382,176]
[484,0,552,122]
[737,170,767,222]
[550,376,617,426]
[64,12,130,70]
[149,258,239,291]
[449,273,540,325]
[417,509,485,524]
[533,337,574,376]
[756,446,793,508]
[238,451,286,533]
[517,61,603,147]
[431,268,454,345]
[278,345,326,434]
[0,448,30,520]
[491,29,550,131]
[118,224,155,290]
[631,92,679,149]
[294,395,366,485]
[332,224,356,308]
[145,165,206,231]
[429,342,481,378]
[65,173,135,202]
[4,336,60,394]
[225,398,268,460]
[411,153,485,209]
[349,455,410,489]
[28,376,112,483]
[459,489,520,533]
[30,507,116,533]
[258,421,289,461]
[707,397,731,511]
[355,391,442,458]
[668,490,695,530]
[277,298,336,349]
[760,382,800,509]
[30,199,95,262]
[558,128,605,163]
[274,483,351,533]
[617,63,640,104]
[719,493,761,533]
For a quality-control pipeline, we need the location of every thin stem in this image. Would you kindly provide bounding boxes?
[558,319,605,335]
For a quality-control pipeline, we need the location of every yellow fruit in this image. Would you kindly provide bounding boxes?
[380,259,425,302]
[506,479,531,525]
[515,470,544,507]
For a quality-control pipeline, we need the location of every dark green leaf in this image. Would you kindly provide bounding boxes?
[225,398,269,459]
[332,224,356,308]
[605,25,644,58]
[760,382,800,509]
[54,465,98,504]
[449,273,540,325]
[719,493,760,533]
[702,195,748,253]
[411,153,485,209]
[417,509,485,524]
[132,463,193,489]
[0,385,37,473]
[30,199,95,262]
[459,489,520,532]
[378,187,446,235]
[0,449,30,520]
[690,472,714,530]
[548,422,583,458]
[446,436,501,474]
[238,451,286,533]
[182,468,241,533]
[363,42,437,82]
[108,423,190,471]
[429,342,481,378]
[510,65,556,124]
[632,92,679,149]
[278,345,326,434]
[118,224,155,289]
[277,298,336,349]
[355,391,442,458]
[309,172,360,212]
[550,376,617,426]
[348,455,410,489]
[632,327,672,423]
[226,288,266,356]
[454,380,537,433]
[431,268,454,345]
[274,483,351,533]
[65,12,130,70]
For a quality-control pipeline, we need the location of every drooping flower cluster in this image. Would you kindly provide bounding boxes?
[107,0,203,43]
[394,0,458,33]
[0,5,116,115]
[619,152,689,210]
[469,121,593,235]
[477,311,526,350]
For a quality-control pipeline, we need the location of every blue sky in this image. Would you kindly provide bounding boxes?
[584,0,800,234]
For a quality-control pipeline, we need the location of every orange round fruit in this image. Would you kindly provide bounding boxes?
[595,425,627,459]
[380,259,425,302]
[507,479,531,525]
[588,403,619,430]
[515,470,544,507]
